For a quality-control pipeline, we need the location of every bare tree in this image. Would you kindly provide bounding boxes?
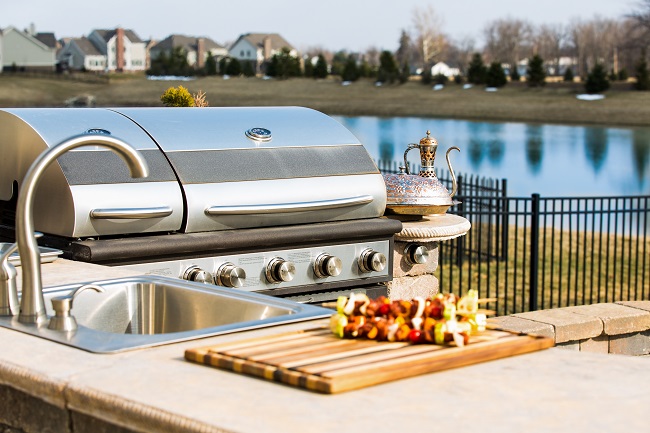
[533,24,566,75]
[364,46,381,69]
[446,36,476,74]
[627,0,650,56]
[411,5,448,68]
[482,18,533,71]
[629,0,650,32]
[568,17,622,77]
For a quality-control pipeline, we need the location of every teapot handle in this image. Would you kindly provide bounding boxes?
[446,146,461,198]
[403,143,419,175]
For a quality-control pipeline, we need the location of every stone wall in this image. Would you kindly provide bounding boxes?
[488,301,650,356]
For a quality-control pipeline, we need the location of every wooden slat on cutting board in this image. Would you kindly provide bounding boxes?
[185,327,554,394]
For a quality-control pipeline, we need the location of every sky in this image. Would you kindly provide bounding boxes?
[2,0,636,52]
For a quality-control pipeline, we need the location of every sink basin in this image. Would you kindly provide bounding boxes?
[0,276,332,353]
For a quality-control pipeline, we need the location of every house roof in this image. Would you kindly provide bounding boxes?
[70,37,102,56]
[233,33,295,52]
[34,33,58,49]
[151,34,225,53]
[93,29,143,43]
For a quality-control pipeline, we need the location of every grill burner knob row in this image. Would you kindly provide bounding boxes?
[313,253,343,278]
[358,248,387,273]
[182,265,213,284]
[266,257,296,283]
[404,243,429,265]
[215,262,246,288]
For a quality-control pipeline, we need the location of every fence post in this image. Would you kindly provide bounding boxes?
[500,178,509,261]
[529,193,540,311]
[455,174,465,266]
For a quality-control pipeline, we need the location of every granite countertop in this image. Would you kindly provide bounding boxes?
[1,259,648,433]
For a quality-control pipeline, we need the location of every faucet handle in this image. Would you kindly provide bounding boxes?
[1,242,19,274]
[48,284,105,332]
[0,243,19,316]
[1,233,45,316]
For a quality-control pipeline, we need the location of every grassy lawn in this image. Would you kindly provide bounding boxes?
[1,73,650,127]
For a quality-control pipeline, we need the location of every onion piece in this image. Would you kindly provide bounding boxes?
[343,292,356,315]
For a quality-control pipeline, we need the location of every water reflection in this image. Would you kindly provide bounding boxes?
[525,125,544,174]
[584,128,609,174]
[487,123,505,166]
[378,118,395,161]
[466,122,505,169]
[632,129,650,182]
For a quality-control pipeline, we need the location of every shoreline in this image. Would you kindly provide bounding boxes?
[1,75,650,128]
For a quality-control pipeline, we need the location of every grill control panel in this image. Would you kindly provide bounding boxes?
[119,240,392,294]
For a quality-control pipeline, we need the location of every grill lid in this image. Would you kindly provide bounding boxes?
[0,107,386,238]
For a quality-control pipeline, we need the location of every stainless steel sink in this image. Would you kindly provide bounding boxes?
[0,276,331,353]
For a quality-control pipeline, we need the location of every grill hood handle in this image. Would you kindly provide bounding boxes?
[90,206,173,219]
[205,195,374,216]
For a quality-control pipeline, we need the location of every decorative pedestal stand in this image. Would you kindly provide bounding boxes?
[386,214,471,300]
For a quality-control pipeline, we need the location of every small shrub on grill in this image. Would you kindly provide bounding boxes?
[160,86,207,107]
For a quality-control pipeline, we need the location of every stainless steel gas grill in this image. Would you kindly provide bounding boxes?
[0,107,401,303]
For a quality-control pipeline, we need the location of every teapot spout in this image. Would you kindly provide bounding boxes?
[446,146,461,198]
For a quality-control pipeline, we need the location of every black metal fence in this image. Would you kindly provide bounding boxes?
[375,160,650,316]
[439,194,649,315]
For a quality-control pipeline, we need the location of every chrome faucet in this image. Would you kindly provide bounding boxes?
[16,134,149,325]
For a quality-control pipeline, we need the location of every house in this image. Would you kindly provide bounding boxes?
[57,37,106,72]
[87,28,146,72]
[149,34,227,69]
[229,33,297,73]
[430,62,460,77]
[0,25,57,72]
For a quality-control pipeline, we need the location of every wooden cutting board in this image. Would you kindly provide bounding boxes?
[185,326,554,394]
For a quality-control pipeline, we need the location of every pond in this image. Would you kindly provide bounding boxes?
[333,116,650,197]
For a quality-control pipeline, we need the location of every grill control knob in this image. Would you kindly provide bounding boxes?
[358,249,387,273]
[404,243,429,265]
[182,265,213,284]
[313,253,343,278]
[215,262,246,288]
[265,257,296,283]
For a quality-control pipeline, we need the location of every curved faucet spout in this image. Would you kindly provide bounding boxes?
[16,134,149,325]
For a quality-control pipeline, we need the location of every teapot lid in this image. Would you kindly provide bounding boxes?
[419,130,438,148]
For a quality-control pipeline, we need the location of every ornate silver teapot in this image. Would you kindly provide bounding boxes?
[383,130,460,216]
